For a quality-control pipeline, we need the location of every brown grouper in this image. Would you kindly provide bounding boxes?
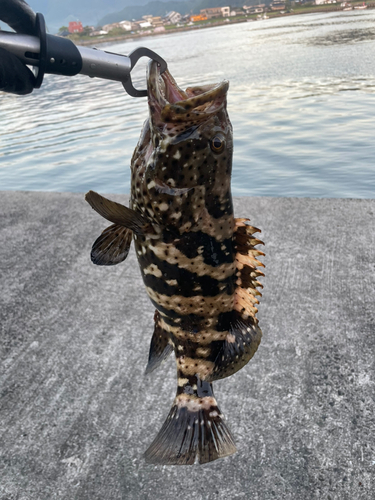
[85,61,265,465]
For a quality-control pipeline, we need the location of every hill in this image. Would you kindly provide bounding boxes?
[26,0,186,32]
[98,0,262,26]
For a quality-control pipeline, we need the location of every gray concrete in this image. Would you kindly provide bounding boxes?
[0,191,374,500]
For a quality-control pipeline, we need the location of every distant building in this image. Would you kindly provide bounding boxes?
[230,8,244,16]
[89,30,108,36]
[102,23,116,31]
[68,21,83,33]
[164,11,182,25]
[138,21,152,29]
[244,7,264,13]
[243,4,266,14]
[119,20,134,31]
[200,7,224,19]
[102,20,139,32]
[244,3,265,9]
[151,16,164,28]
[270,2,286,10]
[221,6,231,17]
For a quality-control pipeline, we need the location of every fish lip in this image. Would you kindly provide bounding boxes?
[147,61,228,123]
[147,60,186,111]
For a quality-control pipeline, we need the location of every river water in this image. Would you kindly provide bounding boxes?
[1,10,375,197]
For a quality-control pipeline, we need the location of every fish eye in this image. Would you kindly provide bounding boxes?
[210,135,225,153]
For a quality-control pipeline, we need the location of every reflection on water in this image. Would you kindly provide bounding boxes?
[306,27,375,45]
[1,10,375,197]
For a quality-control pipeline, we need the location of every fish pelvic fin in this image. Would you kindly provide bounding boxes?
[85,191,147,234]
[145,311,173,375]
[90,224,132,266]
[144,375,236,465]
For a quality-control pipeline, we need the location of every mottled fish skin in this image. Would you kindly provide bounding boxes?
[85,61,264,465]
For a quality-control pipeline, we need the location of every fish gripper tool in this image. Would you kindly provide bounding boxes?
[0,12,168,97]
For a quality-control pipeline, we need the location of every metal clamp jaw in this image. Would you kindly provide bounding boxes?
[122,47,168,97]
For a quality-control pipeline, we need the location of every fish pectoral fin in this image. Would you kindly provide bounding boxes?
[85,190,147,234]
[90,224,132,266]
[145,311,173,374]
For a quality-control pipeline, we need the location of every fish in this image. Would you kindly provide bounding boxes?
[85,61,265,465]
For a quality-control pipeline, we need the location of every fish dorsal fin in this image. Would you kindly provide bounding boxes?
[90,224,132,266]
[85,191,147,234]
[206,218,265,382]
[145,311,173,375]
[233,218,265,322]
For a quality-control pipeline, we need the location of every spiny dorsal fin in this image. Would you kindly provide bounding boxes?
[145,311,173,375]
[90,224,132,266]
[202,218,264,382]
[85,191,147,234]
[233,218,265,323]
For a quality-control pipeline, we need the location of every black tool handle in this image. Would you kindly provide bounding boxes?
[34,12,82,87]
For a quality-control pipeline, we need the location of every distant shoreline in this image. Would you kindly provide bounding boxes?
[74,18,249,46]
[70,5,375,47]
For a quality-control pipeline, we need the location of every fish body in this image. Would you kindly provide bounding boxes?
[85,61,264,465]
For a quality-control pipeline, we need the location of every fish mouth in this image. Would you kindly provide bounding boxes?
[147,60,229,124]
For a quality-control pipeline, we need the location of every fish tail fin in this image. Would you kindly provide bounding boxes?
[144,376,236,465]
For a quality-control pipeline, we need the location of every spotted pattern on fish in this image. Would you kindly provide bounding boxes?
[85,61,264,465]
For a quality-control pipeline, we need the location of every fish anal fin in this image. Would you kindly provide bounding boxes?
[145,311,173,374]
[90,224,132,266]
[209,313,263,382]
[85,190,147,234]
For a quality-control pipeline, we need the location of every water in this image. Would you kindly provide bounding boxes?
[1,10,375,197]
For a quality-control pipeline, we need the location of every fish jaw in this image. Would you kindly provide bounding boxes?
[147,60,229,132]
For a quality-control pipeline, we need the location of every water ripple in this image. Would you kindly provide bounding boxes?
[1,10,375,198]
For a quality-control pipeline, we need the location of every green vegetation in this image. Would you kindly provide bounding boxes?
[107,27,131,36]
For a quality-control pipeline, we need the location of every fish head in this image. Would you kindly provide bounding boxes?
[131,61,233,233]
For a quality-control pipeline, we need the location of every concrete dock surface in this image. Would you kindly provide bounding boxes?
[0,191,374,499]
